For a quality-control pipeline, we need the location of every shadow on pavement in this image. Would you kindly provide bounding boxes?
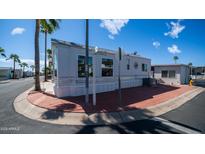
[41,110,64,120]
[74,107,175,134]
[38,103,201,134]
[76,119,181,134]
[168,120,202,132]
[75,107,201,134]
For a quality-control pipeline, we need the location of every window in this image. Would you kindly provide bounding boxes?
[78,55,93,77]
[134,62,138,69]
[169,70,176,78]
[127,64,130,70]
[127,58,130,70]
[142,63,148,72]
[161,70,176,78]
[161,70,168,78]
[102,58,113,77]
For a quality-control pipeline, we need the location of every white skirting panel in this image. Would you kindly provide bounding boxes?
[54,78,143,97]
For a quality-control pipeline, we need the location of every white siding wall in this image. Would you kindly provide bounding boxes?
[53,43,151,97]
[154,66,181,85]
[180,66,190,84]
[154,65,190,85]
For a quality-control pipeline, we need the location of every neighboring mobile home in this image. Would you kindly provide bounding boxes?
[52,39,151,97]
[0,67,12,80]
[14,69,23,79]
[152,64,190,85]
[192,66,205,75]
[0,67,23,80]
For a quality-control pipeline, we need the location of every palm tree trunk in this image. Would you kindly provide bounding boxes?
[44,31,47,81]
[35,19,41,91]
[13,60,15,79]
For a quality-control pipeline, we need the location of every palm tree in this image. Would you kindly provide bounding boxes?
[0,47,6,58]
[6,54,21,79]
[19,62,28,78]
[173,56,179,64]
[188,62,193,75]
[34,19,41,91]
[40,19,60,81]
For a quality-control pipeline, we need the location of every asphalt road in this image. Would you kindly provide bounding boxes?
[160,90,205,133]
[0,78,204,134]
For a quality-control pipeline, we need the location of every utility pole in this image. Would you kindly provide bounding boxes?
[85,19,89,106]
[118,47,122,106]
[93,47,98,106]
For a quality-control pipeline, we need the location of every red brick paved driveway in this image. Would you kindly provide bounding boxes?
[27,84,193,113]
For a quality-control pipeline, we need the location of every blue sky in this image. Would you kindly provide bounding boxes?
[0,19,205,70]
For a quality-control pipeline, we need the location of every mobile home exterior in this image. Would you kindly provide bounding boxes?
[0,67,12,80]
[152,64,190,85]
[52,39,151,97]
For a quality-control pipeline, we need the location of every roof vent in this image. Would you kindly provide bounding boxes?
[133,51,138,55]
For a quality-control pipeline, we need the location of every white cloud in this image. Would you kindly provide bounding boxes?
[11,27,26,35]
[152,41,160,48]
[164,20,185,39]
[100,19,129,39]
[168,44,181,54]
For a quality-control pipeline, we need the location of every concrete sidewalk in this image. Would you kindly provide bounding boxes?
[13,84,205,125]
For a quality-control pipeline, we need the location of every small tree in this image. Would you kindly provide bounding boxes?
[6,54,21,79]
[47,49,53,76]
[47,49,52,59]
[173,56,179,64]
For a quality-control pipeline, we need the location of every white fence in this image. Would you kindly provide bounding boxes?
[191,75,205,80]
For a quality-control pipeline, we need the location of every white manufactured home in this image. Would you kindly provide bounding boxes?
[0,67,23,80]
[52,39,151,97]
[152,64,190,85]
[0,67,12,80]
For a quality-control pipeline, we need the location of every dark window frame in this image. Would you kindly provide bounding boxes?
[161,70,168,78]
[101,58,113,77]
[169,70,176,78]
[78,55,93,78]
[142,63,148,72]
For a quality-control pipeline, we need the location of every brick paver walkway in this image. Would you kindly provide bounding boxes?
[27,84,193,113]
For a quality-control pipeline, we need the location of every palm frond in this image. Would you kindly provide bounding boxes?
[1,53,6,57]
[0,47,6,57]
[41,19,61,34]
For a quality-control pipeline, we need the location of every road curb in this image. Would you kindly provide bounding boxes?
[13,86,204,126]
[147,86,205,116]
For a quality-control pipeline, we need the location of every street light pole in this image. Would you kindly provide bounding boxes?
[85,19,89,106]
[93,46,98,106]
[44,31,47,82]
